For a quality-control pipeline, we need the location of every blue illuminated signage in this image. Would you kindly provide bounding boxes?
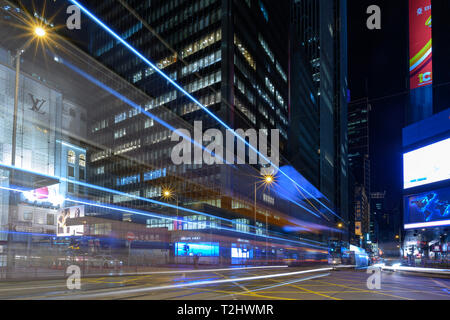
[404,186,450,229]
[175,242,219,257]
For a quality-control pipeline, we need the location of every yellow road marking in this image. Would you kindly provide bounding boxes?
[315,280,413,300]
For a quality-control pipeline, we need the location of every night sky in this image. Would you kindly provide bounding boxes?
[348,0,409,213]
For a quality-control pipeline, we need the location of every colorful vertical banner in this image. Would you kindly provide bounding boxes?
[409,0,432,90]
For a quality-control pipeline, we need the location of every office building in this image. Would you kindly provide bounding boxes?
[290,0,349,226]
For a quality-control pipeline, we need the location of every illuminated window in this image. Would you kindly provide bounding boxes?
[181,29,221,59]
[234,36,256,70]
[259,34,274,63]
[79,154,86,167]
[157,53,177,70]
[67,150,75,164]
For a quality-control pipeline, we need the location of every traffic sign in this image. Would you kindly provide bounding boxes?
[126,232,136,241]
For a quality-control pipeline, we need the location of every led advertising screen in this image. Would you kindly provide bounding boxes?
[404,187,450,229]
[409,0,432,90]
[57,205,85,237]
[403,138,450,189]
[175,242,219,257]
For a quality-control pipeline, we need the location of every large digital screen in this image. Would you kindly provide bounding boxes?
[57,205,85,237]
[409,0,432,90]
[403,138,450,189]
[404,187,450,229]
[175,242,219,257]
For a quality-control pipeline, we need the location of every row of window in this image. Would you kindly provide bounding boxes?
[151,0,219,39]
[186,70,221,94]
[181,91,221,116]
[67,150,86,167]
[114,139,141,155]
[115,108,140,124]
[258,34,274,63]
[180,50,221,78]
[234,35,256,70]
[235,96,256,125]
[95,22,143,57]
[22,212,55,226]
[181,29,222,59]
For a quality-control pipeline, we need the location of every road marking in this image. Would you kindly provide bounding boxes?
[211,273,331,300]
[0,285,64,292]
[315,279,414,300]
[432,279,450,290]
[81,265,289,278]
[269,279,342,300]
[213,271,249,293]
[51,267,333,299]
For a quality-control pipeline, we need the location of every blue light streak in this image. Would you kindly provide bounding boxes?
[68,0,342,221]
[0,181,327,249]
[61,59,231,166]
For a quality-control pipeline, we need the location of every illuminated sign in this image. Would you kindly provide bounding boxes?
[404,186,450,229]
[355,222,362,236]
[22,185,64,207]
[403,138,450,189]
[57,205,85,237]
[232,247,251,259]
[409,0,432,90]
[175,242,219,257]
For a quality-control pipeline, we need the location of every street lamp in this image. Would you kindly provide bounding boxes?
[34,27,46,38]
[162,188,179,230]
[11,26,47,168]
[264,175,274,185]
[7,25,47,278]
[254,174,275,265]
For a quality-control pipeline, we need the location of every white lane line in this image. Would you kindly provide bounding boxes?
[55,267,333,299]
[84,265,288,277]
[0,285,64,292]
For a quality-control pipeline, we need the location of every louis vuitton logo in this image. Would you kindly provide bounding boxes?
[29,94,46,115]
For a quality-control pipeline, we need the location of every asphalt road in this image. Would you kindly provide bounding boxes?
[0,266,449,300]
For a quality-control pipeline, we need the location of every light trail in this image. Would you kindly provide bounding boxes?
[55,267,334,299]
[382,265,450,275]
[59,58,325,221]
[0,183,328,249]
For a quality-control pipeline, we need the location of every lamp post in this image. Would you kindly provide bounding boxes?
[254,174,274,265]
[163,189,178,229]
[6,27,47,278]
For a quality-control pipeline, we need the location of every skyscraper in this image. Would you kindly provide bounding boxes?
[85,0,292,221]
[77,0,346,261]
[348,98,370,244]
[290,0,349,225]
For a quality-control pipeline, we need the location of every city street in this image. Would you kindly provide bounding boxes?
[0,267,449,300]
[0,0,449,306]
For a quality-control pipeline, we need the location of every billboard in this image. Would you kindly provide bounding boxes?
[403,138,450,189]
[409,0,432,90]
[404,186,450,229]
[175,242,219,257]
[57,205,85,237]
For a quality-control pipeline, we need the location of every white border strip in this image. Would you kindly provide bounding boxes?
[405,220,450,230]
